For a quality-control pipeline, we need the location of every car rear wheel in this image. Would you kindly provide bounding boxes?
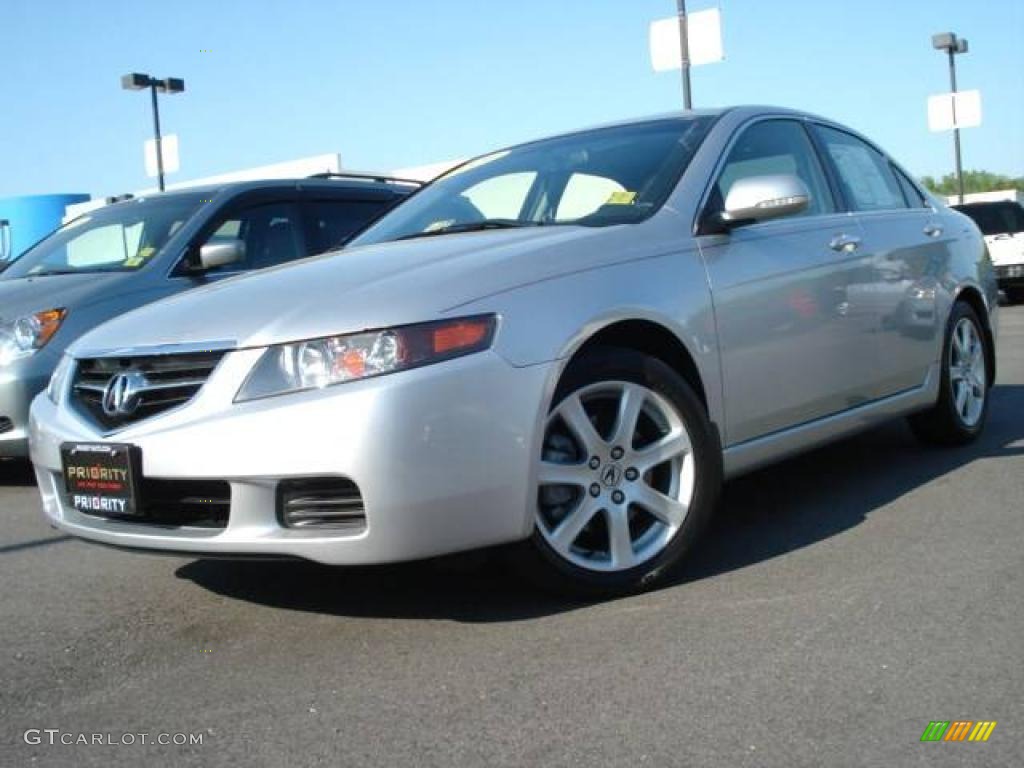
[517,348,720,597]
[908,301,990,445]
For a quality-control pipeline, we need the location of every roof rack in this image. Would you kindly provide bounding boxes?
[306,172,424,187]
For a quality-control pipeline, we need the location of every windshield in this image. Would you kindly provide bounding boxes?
[956,202,1024,236]
[3,195,204,279]
[351,116,716,246]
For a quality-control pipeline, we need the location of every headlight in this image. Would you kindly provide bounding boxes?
[235,314,497,402]
[47,354,75,404]
[0,309,66,366]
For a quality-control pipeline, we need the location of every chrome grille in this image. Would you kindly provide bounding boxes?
[71,351,227,430]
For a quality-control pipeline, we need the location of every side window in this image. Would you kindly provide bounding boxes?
[200,202,304,273]
[302,199,393,255]
[714,120,835,219]
[814,126,907,212]
[891,166,928,209]
[555,173,626,220]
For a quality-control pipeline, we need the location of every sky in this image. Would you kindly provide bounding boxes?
[1,0,1022,199]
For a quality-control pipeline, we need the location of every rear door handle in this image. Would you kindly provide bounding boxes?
[923,224,943,238]
[829,234,861,253]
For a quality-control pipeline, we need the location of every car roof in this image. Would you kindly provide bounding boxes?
[104,175,418,209]
[573,105,829,132]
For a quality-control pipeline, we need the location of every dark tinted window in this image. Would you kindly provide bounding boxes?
[814,125,906,211]
[892,166,928,208]
[200,202,304,273]
[302,199,394,255]
[955,202,1024,235]
[714,119,835,218]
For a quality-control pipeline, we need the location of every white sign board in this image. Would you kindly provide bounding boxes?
[144,134,180,177]
[650,8,724,72]
[927,90,982,132]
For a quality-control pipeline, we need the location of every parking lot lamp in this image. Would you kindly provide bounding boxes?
[120,73,186,192]
[931,33,968,204]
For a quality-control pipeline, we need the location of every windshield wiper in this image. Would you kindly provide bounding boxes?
[396,219,546,241]
[30,267,123,277]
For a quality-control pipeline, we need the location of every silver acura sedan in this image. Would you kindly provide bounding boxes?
[29,107,998,595]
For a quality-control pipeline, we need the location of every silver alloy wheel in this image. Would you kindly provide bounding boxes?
[949,316,986,427]
[536,381,695,572]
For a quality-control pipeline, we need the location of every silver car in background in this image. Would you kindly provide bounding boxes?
[29,107,997,595]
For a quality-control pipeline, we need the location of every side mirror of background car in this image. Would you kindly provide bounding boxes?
[711,175,811,232]
[195,241,245,271]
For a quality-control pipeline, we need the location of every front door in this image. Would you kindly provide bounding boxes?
[697,118,877,446]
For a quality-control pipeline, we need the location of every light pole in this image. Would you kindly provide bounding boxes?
[931,33,968,204]
[676,0,692,109]
[120,73,185,192]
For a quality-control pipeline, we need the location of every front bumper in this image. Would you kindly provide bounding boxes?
[29,348,554,564]
[995,264,1024,289]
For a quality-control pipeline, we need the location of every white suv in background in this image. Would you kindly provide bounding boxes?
[954,200,1024,303]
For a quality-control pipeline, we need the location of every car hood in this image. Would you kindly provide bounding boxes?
[0,271,136,322]
[72,224,645,354]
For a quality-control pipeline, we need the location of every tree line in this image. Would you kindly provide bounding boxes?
[920,170,1024,196]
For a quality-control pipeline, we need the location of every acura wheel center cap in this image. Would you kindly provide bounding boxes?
[600,463,624,488]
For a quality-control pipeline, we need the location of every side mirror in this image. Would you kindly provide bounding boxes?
[718,174,810,229]
[196,240,245,271]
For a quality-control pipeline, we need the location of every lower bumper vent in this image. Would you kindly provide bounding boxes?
[0,417,13,435]
[138,478,231,528]
[277,478,366,531]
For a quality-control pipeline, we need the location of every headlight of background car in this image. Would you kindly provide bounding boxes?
[0,309,66,366]
[236,314,497,402]
[46,353,75,403]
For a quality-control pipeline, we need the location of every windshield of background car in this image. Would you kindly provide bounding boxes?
[350,116,717,245]
[956,202,1024,236]
[3,195,204,278]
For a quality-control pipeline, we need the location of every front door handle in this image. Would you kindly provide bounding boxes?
[829,233,861,253]
[923,224,943,238]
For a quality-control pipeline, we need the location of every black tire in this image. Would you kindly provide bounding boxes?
[908,301,991,446]
[1005,287,1024,305]
[514,347,721,598]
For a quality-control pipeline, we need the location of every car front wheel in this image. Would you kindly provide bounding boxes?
[517,347,721,597]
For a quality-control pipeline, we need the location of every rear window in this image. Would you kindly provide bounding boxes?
[954,203,1024,236]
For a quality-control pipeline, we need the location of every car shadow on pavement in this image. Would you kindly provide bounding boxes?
[0,458,35,486]
[176,385,1024,621]
[673,383,1024,586]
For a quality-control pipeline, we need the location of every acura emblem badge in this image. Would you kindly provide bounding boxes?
[102,371,148,417]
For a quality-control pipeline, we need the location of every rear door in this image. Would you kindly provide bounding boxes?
[697,118,876,445]
[811,124,947,398]
[299,191,404,256]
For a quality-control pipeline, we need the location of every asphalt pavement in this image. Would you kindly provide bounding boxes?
[2,306,1022,768]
